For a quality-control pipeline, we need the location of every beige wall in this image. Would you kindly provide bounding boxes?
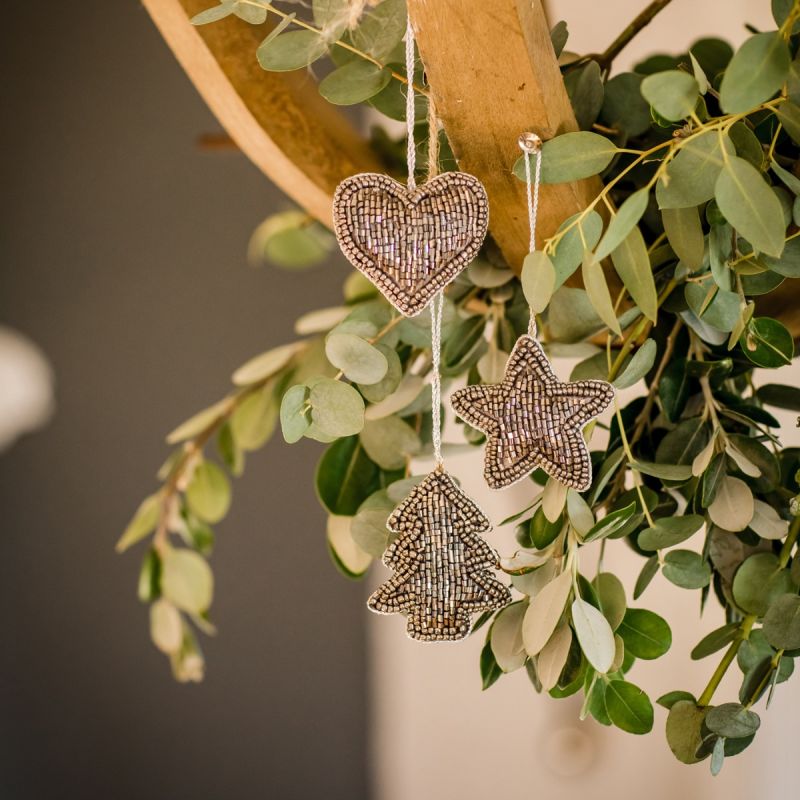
[369,3,795,798]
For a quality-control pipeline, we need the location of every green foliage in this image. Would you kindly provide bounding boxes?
[122,0,800,769]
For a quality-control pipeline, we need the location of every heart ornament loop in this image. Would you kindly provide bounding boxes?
[333,171,489,316]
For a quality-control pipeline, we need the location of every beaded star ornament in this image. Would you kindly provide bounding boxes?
[333,18,509,641]
[451,134,614,492]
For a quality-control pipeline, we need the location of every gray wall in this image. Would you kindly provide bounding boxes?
[0,2,367,798]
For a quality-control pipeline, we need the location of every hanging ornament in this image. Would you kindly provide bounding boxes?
[332,19,488,318]
[451,133,614,492]
[333,172,488,317]
[347,18,508,641]
[368,469,510,641]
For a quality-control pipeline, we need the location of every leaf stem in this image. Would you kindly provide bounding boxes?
[697,614,756,707]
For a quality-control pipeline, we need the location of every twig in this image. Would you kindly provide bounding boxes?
[595,0,676,72]
[627,316,682,448]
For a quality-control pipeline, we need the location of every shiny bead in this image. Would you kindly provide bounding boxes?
[518,131,543,153]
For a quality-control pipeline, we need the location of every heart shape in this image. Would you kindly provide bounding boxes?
[333,172,489,316]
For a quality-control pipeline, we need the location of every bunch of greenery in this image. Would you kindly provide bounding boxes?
[117,0,800,773]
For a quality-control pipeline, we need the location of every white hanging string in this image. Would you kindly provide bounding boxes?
[405,17,417,189]
[519,132,543,335]
[405,19,443,467]
[430,290,444,467]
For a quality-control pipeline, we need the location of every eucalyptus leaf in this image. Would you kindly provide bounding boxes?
[359,415,421,471]
[161,547,213,613]
[719,32,790,114]
[315,435,382,516]
[186,461,232,524]
[325,333,388,384]
[490,601,528,673]
[232,341,304,386]
[537,623,573,691]
[582,253,621,335]
[634,556,659,600]
[685,283,741,332]
[549,211,604,289]
[662,550,711,589]
[230,385,278,450]
[662,206,704,270]
[572,598,616,673]
[618,608,672,659]
[756,383,800,411]
[657,131,735,209]
[593,572,627,631]
[613,338,656,389]
[666,700,708,764]
[350,0,406,60]
[691,622,740,660]
[318,61,392,105]
[365,374,424,421]
[776,101,800,145]
[641,70,699,121]
[732,552,793,615]
[638,515,704,551]
[610,227,657,322]
[116,495,161,553]
[327,514,371,578]
[605,680,654,734]
[705,703,760,739]
[763,594,800,649]
[564,60,604,131]
[527,132,617,184]
[309,378,365,437]
[522,569,572,656]
[359,344,402,404]
[191,3,235,25]
[582,502,636,543]
[748,499,789,540]
[739,317,794,368]
[257,30,327,72]
[280,385,310,443]
[595,189,649,262]
[715,156,785,258]
[521,251,557,314]
[550,20,568,58]
[150,599,183,654]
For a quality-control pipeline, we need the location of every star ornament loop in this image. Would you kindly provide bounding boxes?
[451,335,614,491]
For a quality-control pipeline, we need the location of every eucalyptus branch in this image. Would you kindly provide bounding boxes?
[155,313,405,551]
[238,0,430,96]
[698,517,800,707]
[544,98,785,255]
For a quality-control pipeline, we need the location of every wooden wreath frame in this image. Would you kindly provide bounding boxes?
[143,0,800,336]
